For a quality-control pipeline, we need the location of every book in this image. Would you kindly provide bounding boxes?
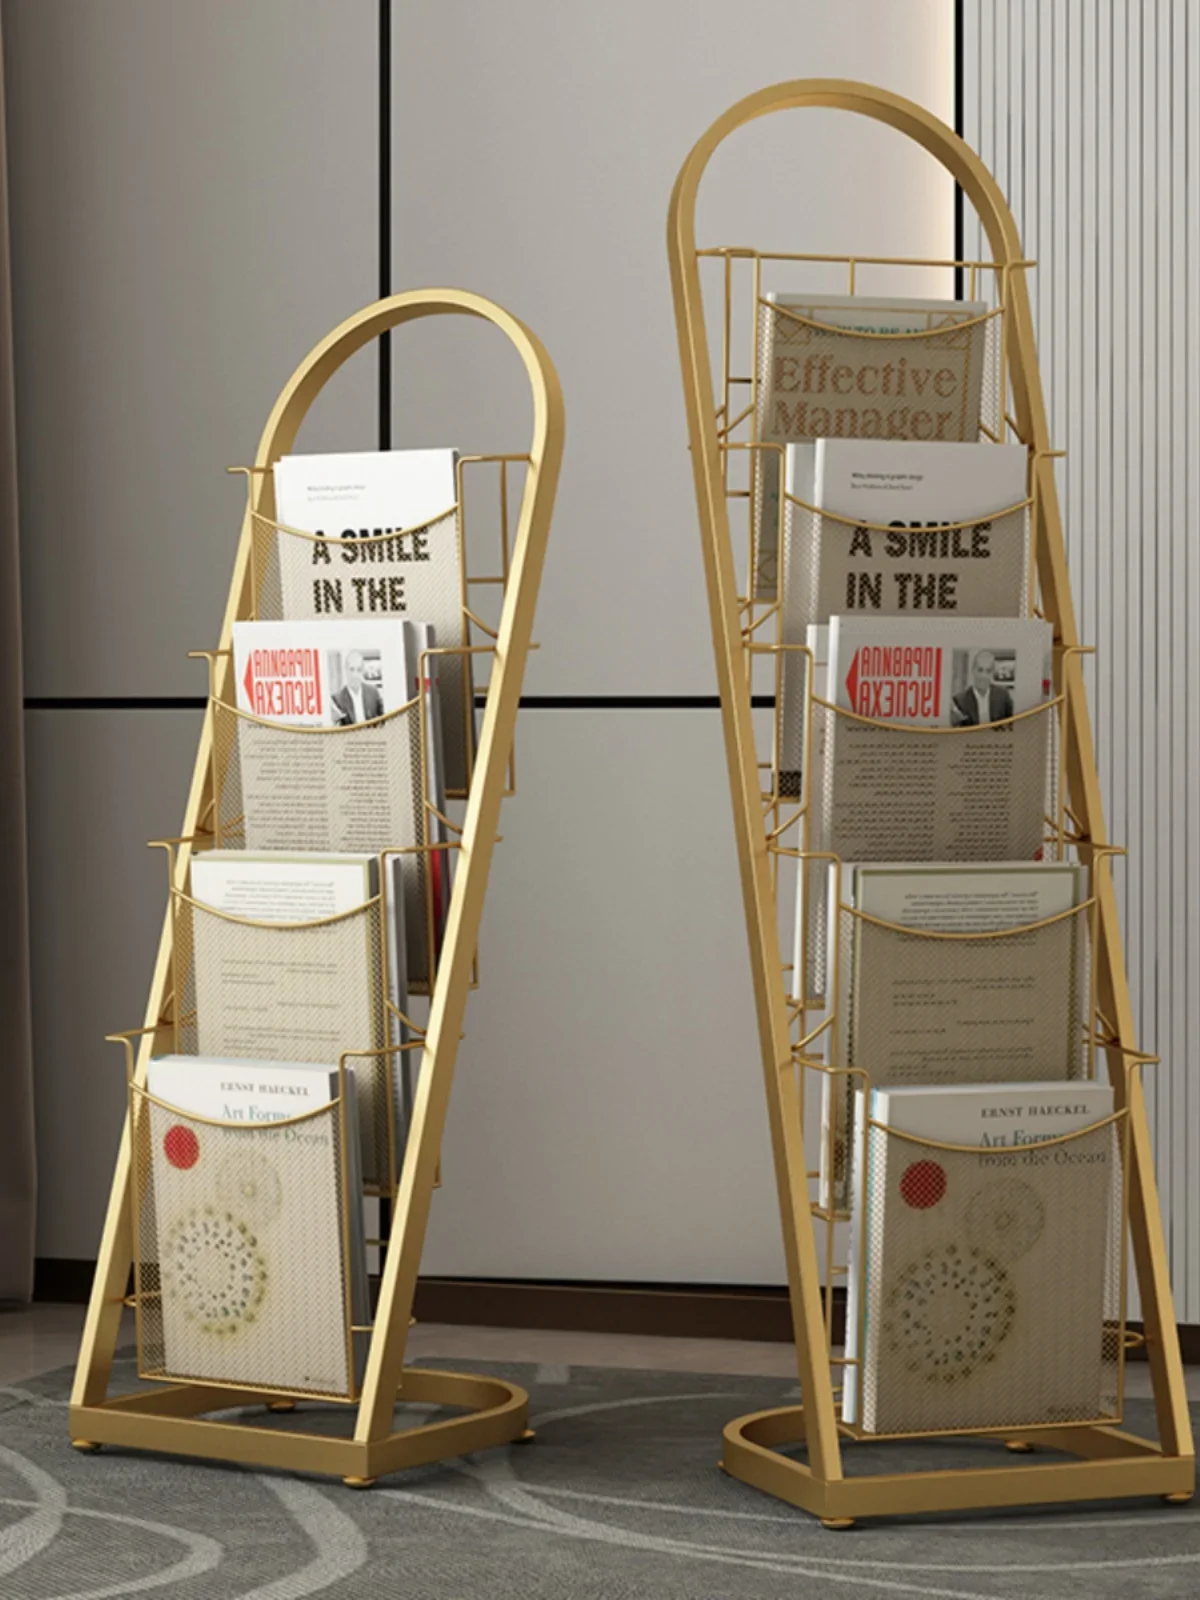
[789,624,829,1005]
[229,618,435,988]
[843,1079,1116,1433]
[777,440,1029,791]
[752,294,989,597]
[818,860,1086,1211]
[272,448,474,792]
[405,619,454,971]
[188,850,409,1189]
[144,1055,369,1396]
[817,614,1054,864]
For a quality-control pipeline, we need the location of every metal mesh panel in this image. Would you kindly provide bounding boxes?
[853,1116,1125,1436]
[248,508,476,793]
[822,906,1092,1213]
[131,1087,357,1400]
[814,702,1057,865]
[171,895,396,1191]
[210,700,435,991]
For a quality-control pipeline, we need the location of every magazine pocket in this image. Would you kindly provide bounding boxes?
[794,698,1062,1009]
[128,1076,366,1401]
[845,1109,1128,1439]
[247,503,476,796]
[817,897,1096,1215]
[775,492,1034,799]
[810,697,1060,864]
[170,887,414,1193]
[209,696,446,992]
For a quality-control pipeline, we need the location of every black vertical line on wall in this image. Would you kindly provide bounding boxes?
[954,0,965,299]
[377,0,393,1260]
[378,0,393,450]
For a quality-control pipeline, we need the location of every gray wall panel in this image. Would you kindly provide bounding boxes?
[422,707,788,1285]
[25,709,201,1260]
[391,0,955,697]
[5,0,378,698]
[961,0,1200,1322]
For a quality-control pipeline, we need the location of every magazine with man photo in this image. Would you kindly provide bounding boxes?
[327,647,386,726]
[231,620,412,728]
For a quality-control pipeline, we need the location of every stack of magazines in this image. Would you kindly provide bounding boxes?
[760,292,1117,1435]
[142,448,469,1395]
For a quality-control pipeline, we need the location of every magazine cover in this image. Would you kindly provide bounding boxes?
[273,449,474,791]
[818,614,1054,864]
[144,1057,367,1396]
[752,294,989,597]
[844,1080,1116,1433]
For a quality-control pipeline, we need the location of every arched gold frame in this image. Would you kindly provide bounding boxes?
[668,80,1193,1524]
[69,289,564,1484]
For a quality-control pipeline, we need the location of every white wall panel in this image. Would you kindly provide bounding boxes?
[24,710,201,1259]
[5,0,378,698]
[391,0,955,697]
[962,0,1200,1318]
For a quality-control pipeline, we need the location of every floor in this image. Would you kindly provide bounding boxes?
[4,1301,1194,1398]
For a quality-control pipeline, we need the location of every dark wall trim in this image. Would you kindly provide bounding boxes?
[953,0,965,298]
[33,1262,1192,1363]
[413,1277,802,1343]
[378,0,392,450]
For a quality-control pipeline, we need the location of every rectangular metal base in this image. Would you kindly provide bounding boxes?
[68,1366,529,1484]
[722,1408,1196,1523]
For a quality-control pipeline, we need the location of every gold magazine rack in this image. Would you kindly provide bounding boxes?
[668,81,1195,1525]
[69,289,563,1484]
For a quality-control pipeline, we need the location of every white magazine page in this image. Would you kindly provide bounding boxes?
[190,854,376,921]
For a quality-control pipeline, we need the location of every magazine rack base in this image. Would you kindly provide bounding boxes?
[67,1366,528,1485]
[720,1405,1194,1525]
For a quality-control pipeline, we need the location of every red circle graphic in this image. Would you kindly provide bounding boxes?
[899,1159,947,1210]
[163,1125,200,1170]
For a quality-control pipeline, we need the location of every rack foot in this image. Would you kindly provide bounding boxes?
[515,1428,536,1444]
[267,1401,297,1414]
[821,1517,856,1531]
[1004,1440,1035,1453]
[343,1476,377,1490]
[71,1440,101,1454]
[1163,1492,1193,1506]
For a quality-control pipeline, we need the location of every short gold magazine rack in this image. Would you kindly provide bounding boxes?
[70,289,563,1484]
[668,81,1195,1524]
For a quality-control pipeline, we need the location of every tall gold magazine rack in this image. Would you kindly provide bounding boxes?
[69,289,564,1485]
[668,81,1195,1525]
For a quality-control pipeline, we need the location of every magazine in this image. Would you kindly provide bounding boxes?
[752,294,989,597]
[777,439,1028,790]
[228,619,437,986]
[188,850,409,1188]
[818,860,1086,1211]
[843,1079,1115,1433]
[273,448,474,791]
[817,614,1054,864]
[144,1056,368,1396]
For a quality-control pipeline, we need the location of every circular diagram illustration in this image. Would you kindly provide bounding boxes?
[883,1241,1017,1384]
[161,1206,268,1335]
[216,1150,283,1228]
[965,1177,1045,1263]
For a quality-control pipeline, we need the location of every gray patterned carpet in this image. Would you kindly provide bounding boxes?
[1,1356,1197,1597]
